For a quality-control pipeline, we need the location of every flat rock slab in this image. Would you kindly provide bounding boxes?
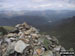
[14,40,29,53]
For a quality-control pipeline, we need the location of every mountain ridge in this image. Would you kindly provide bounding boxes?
[0,10,75,26]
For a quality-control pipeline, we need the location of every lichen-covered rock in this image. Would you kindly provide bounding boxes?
[3,42,16,56]
[42,51,53,56]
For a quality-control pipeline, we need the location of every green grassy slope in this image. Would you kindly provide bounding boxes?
[0,26,14,35]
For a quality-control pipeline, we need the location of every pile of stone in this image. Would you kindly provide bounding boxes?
[0,22,65,56]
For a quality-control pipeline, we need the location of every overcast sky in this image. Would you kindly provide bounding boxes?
[0,0,75,11]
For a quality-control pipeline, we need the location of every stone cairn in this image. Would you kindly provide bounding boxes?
[0,22,65,56]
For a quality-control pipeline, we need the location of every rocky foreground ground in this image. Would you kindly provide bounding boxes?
[0,22,66,56]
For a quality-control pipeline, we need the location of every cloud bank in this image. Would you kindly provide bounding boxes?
[0,0,75,11]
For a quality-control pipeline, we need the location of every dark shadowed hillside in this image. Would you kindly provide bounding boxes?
[53,16,75,49]
[56,16,75,48]
[39,16,75,50]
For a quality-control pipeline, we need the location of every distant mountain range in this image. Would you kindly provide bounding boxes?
[0,10,75,26]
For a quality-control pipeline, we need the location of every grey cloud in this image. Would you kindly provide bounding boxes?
[0,0,75,11]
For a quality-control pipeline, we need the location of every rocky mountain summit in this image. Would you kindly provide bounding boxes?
[0,22,66,56]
